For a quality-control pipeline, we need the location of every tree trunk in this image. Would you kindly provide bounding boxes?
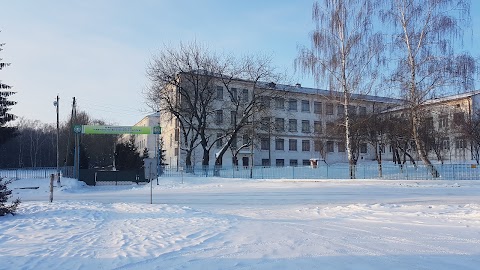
[412,111,439,177]
[185,150,193,173]
[375,143,383,178]
[213,155,222,176]
[202,147,210,176]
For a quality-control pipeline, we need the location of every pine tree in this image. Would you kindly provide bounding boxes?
[0,32,17,146]
[0,178,21,216]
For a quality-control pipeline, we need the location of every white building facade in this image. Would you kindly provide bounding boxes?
[159,75,404,168]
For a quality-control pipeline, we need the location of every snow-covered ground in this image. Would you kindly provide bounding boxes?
[1,176,480,270]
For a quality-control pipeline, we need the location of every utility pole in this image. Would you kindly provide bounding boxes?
[72,97,80,179]
[54,95,61,186]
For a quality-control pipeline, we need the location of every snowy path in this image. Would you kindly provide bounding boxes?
[1,178,480,269]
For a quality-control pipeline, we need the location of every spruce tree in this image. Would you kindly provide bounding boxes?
[0,178,20,216]
[0,32,17,146]
[114,136,143,170]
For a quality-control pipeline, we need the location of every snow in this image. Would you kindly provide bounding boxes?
[1,176,480,270]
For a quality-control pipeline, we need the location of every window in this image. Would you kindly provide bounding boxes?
[288,99,297,111]
[260,96,271,108]
[243,134,250,145]
[442,138,450,150]
[425,117,434,129]
[314,101,322,114]
[216,133,223,148]
[314,121,322,133]
[262,159,270,166]
[455,137,466,149]
[327,141,334,152]
[301,100,310,112]
[276,159,285,167]
[453,112,465,125]
[174,129,179,141]
[230,111,237,125]
[275,118,285,132]
[230,88,238,102]
[326,103,334,115]
[301,120,310,133]
[326,122,335,133]
[261,137,270,150]
[302,159,310,166]
[338,142,345,152]
[216,86,223,100]
[242,89,249,103]
[360,143,368,153]
[314,140,323,152]
[439,115,448,129]
[215,110,223,124]
[174,147,178,156]
[260,117,271,130]
[289,139,297,151]
[231,135,237,149]
[302,140,310,151]
[290,159,298,167]
[359,106,367,116]
[288,119,297,132]
[337,104,344,115]
[275,98,285,109]
[348,105,356,115]
[275,138,285,150]
[284,159,298,167]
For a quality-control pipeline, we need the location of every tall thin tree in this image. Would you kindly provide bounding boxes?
[296,0,383,178]
[380,0,475,177]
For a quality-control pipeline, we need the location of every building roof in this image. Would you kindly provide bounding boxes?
[421,90,480,106]
[257,82,404,104]
[381,90,480,113]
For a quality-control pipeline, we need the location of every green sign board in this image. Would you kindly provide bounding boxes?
[76,125,161,135]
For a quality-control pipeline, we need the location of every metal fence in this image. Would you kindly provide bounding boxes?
[0,166,74,179]
[2,163,478,180]
[159,163,480,180]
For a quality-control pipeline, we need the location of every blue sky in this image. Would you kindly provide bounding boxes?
[1,0,479,125]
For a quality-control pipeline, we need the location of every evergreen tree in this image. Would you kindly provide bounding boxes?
[114,136,143,170]
[0,178,20,216]
[0,32,17,146]
[142,147,149,159]
[158,137,167,166]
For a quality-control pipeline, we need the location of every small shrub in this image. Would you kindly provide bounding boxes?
[0,177,21,216]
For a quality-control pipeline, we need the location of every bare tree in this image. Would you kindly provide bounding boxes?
[296,0,383,178]
[146,42,224,170]
[461,111,480,164]
[360,108,388,177]
[213,55,283,170]
[380,0,475,177]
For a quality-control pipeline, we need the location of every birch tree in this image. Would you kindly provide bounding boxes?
[296,0,383,178]
[380,0,475,177]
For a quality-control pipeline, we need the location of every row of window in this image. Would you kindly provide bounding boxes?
[259,97,367,116]
[261,118,335,133]
[262,159,312,167]
[216,86,250,103]
[427,137,468,151]
[424,112,465,130]
[215,86,367,116]
[215,111,335,134]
